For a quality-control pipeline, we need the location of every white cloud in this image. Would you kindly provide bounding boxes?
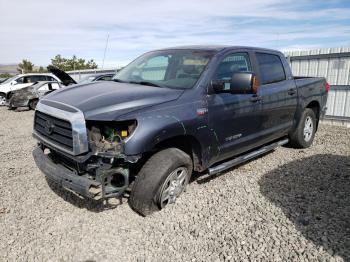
[0,0,349,67]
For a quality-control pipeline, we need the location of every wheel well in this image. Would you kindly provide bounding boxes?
[153,135,203,172]
[306,101,320,128]
[29,98,38,103]
[6,91,13,100]
[0,92,6,97]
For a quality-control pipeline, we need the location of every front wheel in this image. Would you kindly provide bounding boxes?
[129,148,193,216]
[289,108,317,148]
[0,94,6,106]
[29,99,38,110]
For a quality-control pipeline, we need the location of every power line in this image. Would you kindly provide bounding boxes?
[102,34,109,69]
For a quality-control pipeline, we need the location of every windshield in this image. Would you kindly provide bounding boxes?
[1,75,18,85]
[113,50,215,89]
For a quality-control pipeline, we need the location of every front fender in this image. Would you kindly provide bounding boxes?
[123,110,219,170]
[124,114,188,155]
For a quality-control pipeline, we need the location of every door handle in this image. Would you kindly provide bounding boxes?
[288,89,296,95]
[250,96,262,102]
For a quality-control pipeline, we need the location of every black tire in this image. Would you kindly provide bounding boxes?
[29,99,38,110]
[289,108,317,148]
[129,148,193,216]
[0,93,6,106]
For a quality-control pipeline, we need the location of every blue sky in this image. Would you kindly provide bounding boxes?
[0,0,349,68]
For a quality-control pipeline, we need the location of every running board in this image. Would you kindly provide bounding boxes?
[208,138,289,175]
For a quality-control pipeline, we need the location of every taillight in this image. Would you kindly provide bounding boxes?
[325,81,330,92]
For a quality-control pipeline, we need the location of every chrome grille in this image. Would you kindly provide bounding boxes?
[34,111,73,150]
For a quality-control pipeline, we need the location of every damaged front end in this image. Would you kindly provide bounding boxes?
[33,117,140,200]
[87,120,137,158]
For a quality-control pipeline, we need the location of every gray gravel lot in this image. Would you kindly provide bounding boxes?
[0,107,349,262]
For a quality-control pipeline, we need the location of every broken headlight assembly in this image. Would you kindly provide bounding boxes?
[86,120,137,156]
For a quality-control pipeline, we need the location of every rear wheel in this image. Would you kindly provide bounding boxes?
[29,99,38,110]
[129,148,192,216]
[289,108,316,148]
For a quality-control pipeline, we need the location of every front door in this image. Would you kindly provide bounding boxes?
[207,52,263,164]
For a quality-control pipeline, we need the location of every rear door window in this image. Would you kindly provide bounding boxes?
[30,75,47,82]
[38,83,49,91]
[256,53,286,84]
[46,76,57,82]
[51,83,60,90]
[23,76,32,83]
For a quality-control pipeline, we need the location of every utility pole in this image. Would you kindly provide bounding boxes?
[102,34,109,69]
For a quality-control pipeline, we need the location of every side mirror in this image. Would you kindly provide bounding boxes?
[11,80,17,85]
[212,72,258,94]
[230,72,257,94]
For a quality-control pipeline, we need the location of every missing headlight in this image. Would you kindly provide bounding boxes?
[87,120,137,155]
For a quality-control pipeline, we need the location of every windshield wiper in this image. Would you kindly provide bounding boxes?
[128,81,161,87]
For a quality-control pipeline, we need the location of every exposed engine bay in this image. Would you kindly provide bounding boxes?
[87,120,137,157]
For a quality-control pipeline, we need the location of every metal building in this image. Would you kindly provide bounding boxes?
[284,47,350,126]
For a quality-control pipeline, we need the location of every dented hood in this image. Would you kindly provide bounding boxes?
[42,81,184,120]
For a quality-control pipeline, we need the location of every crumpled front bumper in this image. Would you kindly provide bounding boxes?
[32,147,103,199]
[8,98,29,108]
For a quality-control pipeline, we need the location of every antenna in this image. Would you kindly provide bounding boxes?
[102,34,109,69]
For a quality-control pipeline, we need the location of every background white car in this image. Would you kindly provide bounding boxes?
[0,73,61,105]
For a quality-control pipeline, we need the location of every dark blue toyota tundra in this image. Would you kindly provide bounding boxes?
[32,46,329,216]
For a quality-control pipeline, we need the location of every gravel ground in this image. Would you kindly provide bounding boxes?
[0,107,349,262]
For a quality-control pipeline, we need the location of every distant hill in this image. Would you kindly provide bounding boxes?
[0,64,45,75]
[0,64,18,74]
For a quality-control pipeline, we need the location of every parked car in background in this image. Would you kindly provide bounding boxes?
[8,81,61,110]
[0,73,60,106]
[7,66,80,110]
[78,73,115,84]
[47,67,114,85]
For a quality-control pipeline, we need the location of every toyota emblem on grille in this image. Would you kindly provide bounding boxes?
[44,120,55,135]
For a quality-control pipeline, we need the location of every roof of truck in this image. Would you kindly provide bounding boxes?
[157,45,282,54]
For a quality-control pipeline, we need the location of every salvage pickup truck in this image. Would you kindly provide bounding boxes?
[32,46,329,216]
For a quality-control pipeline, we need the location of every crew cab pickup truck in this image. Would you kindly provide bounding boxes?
[32,46,329,216]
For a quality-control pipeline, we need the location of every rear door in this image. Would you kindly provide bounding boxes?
[254,52,297,139]
[207,51,263,163]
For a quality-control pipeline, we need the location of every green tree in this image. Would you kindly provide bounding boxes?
[17,59,34,73]
[0,73,13,78]
[49,55,98,71]
[38,66,47,73]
